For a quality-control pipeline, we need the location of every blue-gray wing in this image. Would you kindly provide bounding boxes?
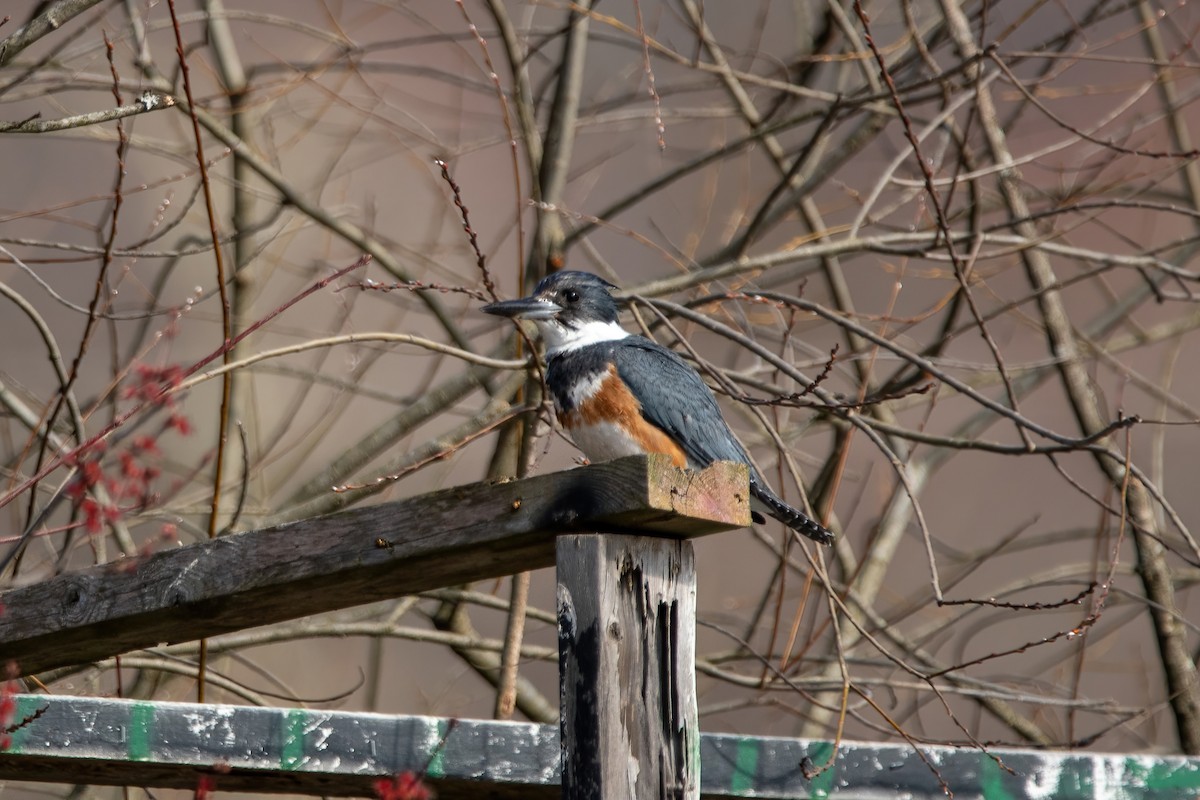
[612,336,835,545]
[609,337,752,469]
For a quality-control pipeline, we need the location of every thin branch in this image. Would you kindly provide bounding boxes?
[0,91,174,132]
[0,0,106,68]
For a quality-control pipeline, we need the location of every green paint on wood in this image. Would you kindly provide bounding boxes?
[729,738,758,793]
[1126,756,1200,793]
[1122,757,1149,798]
[4,695,45,752]
[979,754,1016,800]
[282,709,306,770]
[805,741,836,799]
[424,719,447,779]
[128,702,154,761]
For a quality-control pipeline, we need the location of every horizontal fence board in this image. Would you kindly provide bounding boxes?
[0,456,749,676]
[2,695,1197,799]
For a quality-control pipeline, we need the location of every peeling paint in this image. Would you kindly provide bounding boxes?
[8,695,1200,798]
[1023,753,1064,800]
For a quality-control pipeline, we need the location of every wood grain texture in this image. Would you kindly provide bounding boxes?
[0,455,748,676]
[557,534,699,800]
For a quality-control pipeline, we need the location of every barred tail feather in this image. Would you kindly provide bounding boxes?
[749,480,834,545]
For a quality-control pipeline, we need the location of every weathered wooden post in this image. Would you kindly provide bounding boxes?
[554,456,749,799]
[557,534,698,799]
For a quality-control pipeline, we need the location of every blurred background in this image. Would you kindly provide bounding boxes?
[2,0,1200,795]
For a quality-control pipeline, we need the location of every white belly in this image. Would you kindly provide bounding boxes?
[566,420,695,468]
[567,420,652,463]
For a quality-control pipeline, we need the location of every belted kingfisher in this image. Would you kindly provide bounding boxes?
[482,271,833,545]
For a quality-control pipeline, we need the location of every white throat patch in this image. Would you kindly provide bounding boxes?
[537,318,628,356]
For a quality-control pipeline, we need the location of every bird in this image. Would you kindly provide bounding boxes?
[481,270,834,545]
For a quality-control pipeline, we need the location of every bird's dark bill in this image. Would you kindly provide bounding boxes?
[481,297,562,319]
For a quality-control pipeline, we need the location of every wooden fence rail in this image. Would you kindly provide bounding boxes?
[2,694,1196,799]
[0,455,746,676]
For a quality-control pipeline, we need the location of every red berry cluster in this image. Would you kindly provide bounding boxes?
[122,364,191,436]
[0,660,18,751]
[374,771,432,800]
[65,363,192,538]
[194,774,216,800]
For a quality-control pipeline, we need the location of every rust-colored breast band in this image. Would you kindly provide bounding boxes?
[560,365,688,468]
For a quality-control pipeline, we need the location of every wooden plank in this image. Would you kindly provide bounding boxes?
[556,534,698,800]
[0,694,555,798]
[0,455,750,677]
[3,694,1199,798]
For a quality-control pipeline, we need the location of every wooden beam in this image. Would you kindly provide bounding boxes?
[4,694,1198,798]
[557,534,698,799]
[0,456,750,677]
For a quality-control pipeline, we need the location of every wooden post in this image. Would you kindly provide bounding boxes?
[557,534,698,800]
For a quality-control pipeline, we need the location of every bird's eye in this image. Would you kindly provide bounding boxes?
[563,289,580,303]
